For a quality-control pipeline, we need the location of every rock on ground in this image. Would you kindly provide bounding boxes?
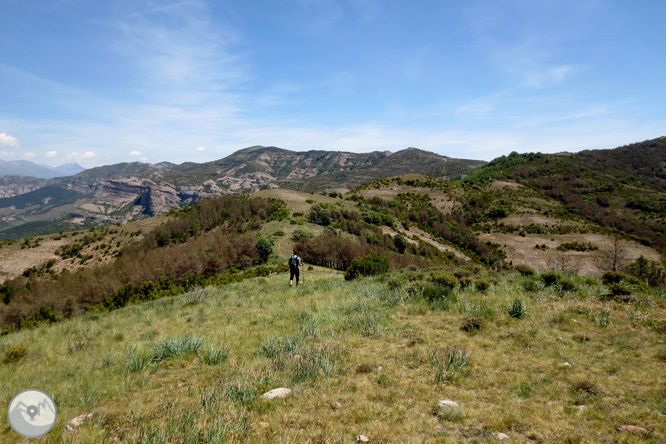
[618,425,649,435]
[496,432,510,441]
[356,435,370,443]
[64,412,93,434]
[261,387,292,400]
[437,400,460,409]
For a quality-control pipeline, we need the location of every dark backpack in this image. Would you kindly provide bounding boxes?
[289,255,299,269]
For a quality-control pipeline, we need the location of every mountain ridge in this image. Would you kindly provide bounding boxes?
[0,146,485,239]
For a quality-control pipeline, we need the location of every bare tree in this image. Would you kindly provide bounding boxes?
[597,235,627,272]
[549,249,572,272]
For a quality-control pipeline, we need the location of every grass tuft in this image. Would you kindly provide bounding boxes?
[152,334,205,362]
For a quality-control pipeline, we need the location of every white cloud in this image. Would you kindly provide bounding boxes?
[0,150,15,156]
[45,150,57,158]
[23,152,36,159]
[66,151,96,162]
[0,133,20,148]
[196,147,206,151]
[129,150,142,156]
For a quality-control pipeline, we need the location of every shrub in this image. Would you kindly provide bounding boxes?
[601,270,644,287]
[522,280,539,292]
[344,252,390,280]
[625,255,665,287]
[4,345,28,363]
[487,205,509,219]
[542,271,560,286]
[255,237,274,263]
[459,277,473,288]
[292,226,315,241]
[557,242,598,252]
[505,299,528,319]
[514,264,535,276]
[308,204,332,226]
[20,306,62,329]
[475,279,490,292]
[271,231,285,237]
[422,285,452,302]
[393,234,408,254]
[558,278,577,292]
[430,271,459,288]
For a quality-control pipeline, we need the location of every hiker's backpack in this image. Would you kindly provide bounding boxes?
[289,255,299,270]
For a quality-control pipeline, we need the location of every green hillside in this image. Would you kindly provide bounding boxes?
[1,265,665,443]
[461,138,666,251]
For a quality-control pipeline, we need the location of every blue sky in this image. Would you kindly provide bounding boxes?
[0,0,664,167]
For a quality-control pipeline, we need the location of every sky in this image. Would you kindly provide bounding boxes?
[0,0,664,168]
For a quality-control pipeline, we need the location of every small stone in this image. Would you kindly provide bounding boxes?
[618,425,649,435]
[356,435,370,443]
[496,433,509,441]
[64,413,93,435]
[559,362,573,368]
[261,387,292,400]
[437,400,460,409]
[68,412,93,428]
[330,401,342,410]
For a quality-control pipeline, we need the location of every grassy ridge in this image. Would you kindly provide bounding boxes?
[1,268,665,443]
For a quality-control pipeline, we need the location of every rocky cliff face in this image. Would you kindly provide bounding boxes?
[0,176,51,198]
[76,178,223,222]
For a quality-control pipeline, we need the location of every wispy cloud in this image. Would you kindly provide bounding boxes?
[126,0,200,18]
[45,150,57,158]
[23,152,35,159]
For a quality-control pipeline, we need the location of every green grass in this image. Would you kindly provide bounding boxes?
[0,269,665,443]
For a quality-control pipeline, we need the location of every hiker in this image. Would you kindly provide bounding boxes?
[289,250,303,287]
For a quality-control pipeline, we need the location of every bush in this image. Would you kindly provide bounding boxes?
[308,204,332,226]
[344,252,391,280]
[475,279,490,292]
[430,271,459,288]
[393,234,408,254]
[487,205,509,219]
[542,271,560,286]
[514,264,535,276]
[459,277,473,288]
[625,255,665,287]
[255,237,274,263]
[558,278,577,292]
[422,285,453,303]
[4,345,28,363]
[292,226,315,241]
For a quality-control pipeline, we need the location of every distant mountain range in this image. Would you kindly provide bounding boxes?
[0,159,85,178]
[0,146,485,239]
